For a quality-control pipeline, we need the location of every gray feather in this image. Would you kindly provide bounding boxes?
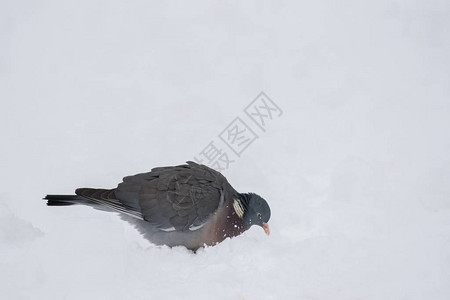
[75,161,233,232]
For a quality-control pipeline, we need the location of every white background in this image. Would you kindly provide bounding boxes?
[1,0,449,299]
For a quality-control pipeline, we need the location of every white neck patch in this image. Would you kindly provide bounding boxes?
[233,199,244,218]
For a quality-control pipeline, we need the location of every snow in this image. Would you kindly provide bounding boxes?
[1,0,450,299]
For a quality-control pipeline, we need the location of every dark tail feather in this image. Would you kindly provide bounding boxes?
[44,195,91,206]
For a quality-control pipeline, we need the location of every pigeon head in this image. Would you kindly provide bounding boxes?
[237,193,271,235]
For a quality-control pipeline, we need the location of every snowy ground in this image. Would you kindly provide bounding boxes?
[1,1,450,299]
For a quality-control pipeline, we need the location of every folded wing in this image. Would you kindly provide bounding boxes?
[77,161,228,231]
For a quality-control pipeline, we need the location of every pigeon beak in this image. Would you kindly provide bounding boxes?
[262,222,270,236]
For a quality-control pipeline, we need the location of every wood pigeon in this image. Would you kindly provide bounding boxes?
[44,161,271,250]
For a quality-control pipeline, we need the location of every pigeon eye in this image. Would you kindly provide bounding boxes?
[257,212,261,218]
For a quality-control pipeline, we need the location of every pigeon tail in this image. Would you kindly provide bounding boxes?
[44,194,90,206]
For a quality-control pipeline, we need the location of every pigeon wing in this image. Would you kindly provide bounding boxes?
[115,161,229,231]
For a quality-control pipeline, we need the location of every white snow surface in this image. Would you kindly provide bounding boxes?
[1,1,450,299]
